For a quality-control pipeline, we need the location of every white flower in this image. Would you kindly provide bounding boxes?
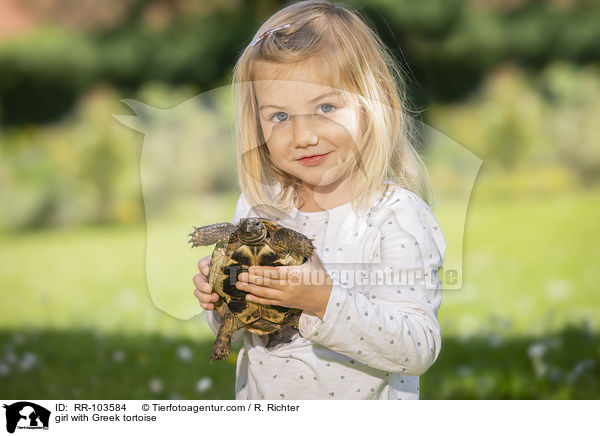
[177,345,193,362]
[548,367,562,383]
[196,377,212,393]
[113,350,125,362]
[5,349,17,364]
[527,342,549,378]
[487,334,502,347]
[566,359,596,385]
[13,334,25,345]
[527,343,546,359]
[149,378,163,393]
[532,361,548,378]
[0,363,10,376]
[456,366,472,377]
[19,352,38,372]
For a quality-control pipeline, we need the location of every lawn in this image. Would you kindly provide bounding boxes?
[1,188,598,399]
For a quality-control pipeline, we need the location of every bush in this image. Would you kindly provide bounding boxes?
[2,1,600,124]
[0,82,238,231]
[0,27,99,125]
[0,85,143,230]
[427,61,600,186]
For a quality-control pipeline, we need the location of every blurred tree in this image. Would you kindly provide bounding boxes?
[1,0,599,125]
[0,28,98,124]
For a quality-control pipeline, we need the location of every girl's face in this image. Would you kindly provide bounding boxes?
[253,58,365,195]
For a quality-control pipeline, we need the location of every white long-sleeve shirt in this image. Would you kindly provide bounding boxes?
[204,184,446,399]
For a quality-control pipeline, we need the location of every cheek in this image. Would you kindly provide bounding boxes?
[259,121,271,145]
[328,115,361,158]
[332,108,361,143]
[265,141,289,170]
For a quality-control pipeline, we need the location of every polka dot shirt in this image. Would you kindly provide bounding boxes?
[204,185,446,399]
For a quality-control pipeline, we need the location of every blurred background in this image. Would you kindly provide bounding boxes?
[1,0,599,400]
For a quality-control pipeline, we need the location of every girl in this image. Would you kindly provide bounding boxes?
[193,0,445,400]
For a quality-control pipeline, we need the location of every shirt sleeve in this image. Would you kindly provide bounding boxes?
[203,192,252,342]
[299,189,446,376]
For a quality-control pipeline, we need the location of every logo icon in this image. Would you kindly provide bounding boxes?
[3,402,50,434]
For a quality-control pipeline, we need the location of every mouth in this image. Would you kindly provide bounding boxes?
[297,152,331,166]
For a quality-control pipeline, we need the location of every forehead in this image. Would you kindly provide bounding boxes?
[253,58,345,101]
[254,57,333,82]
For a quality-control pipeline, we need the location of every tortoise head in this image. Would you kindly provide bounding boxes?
[238,218,268,245]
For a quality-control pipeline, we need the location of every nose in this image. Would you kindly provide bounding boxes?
[291,114,318,148]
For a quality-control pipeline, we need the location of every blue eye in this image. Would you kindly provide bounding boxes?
[319,103,335,113]
[271,112,289,122]
[269,104,336,123]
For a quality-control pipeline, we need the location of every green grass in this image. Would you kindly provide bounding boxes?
[438,185,600,337]
[0,192,239,338]
[0,328,239,399]
[1,324,597,399]
[422,322,600,399]
[1,188,599,399]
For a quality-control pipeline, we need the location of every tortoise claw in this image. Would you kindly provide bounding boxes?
[187,222,236,247]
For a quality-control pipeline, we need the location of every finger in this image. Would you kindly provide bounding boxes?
[237,272,284,288]
[197,256,211,275]
[237,282,282,300]
[248,265,286,279]
[194,292,217,311]
[248,265,298,280]
[193,273,209,289]
[194,288,217,302]
[245,293,285,307]
[198,257,207,270]
[194,289,216,309]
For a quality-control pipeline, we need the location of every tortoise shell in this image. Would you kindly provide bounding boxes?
[189,217,315,362]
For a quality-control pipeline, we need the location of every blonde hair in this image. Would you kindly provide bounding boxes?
[232,0,432,218]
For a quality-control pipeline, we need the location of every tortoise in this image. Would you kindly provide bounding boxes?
[188,217,316,362]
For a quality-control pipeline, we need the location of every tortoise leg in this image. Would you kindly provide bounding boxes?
[270,228,316,259]
[211,312,243,363]
[188,222,237,247]
[291,314,300,330]
[266,325,299,349]
[265,311,301,349]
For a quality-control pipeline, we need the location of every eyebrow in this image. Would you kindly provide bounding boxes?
[259,91,342,111]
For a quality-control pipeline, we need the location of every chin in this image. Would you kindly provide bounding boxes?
[301,176,343,189]
[294,171,327,185]
[286,164,344,188]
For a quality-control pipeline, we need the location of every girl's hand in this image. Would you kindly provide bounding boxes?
[236,255,333,320]
[193,255,219,310]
